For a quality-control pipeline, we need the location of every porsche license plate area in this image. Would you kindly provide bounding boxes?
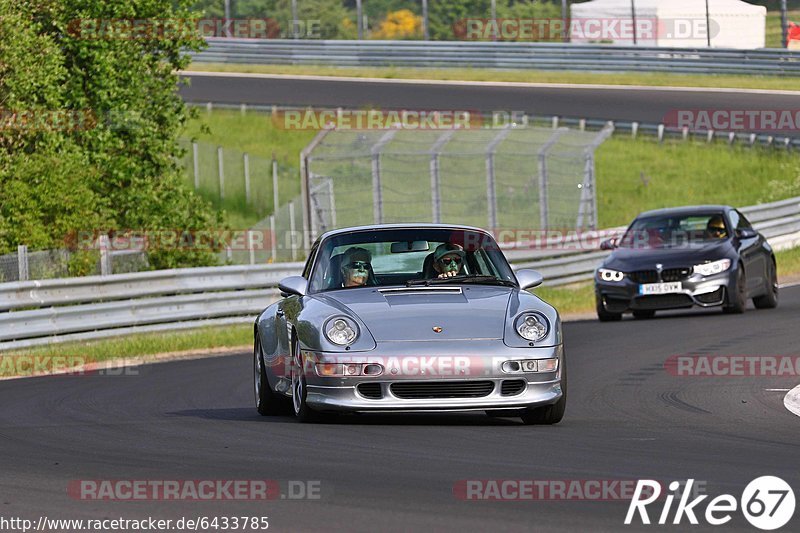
[639,282,682,295]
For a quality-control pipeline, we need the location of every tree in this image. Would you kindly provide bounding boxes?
[0,0,223,269]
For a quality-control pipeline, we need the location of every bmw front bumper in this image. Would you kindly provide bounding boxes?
[595,270,735,313]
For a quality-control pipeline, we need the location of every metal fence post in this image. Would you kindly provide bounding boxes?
[17,245,29,282]
[371,130,398,225]
[300,128,333,253]
[288,200,297,261]
[244,153,251,205]
[248,230,256,265]
[99,235,112,276]
[429,130,456,224]
[217,146,225,200]
[272,156,280,215]
[537,128,568,231]
[486,126,512,231]
[192,142,200,190]
[269,215,277,263]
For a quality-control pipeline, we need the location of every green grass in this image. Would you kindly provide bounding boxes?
[2,324,251,363]
[777,245,800,279]
[186,63,800,92]
[595,137,800,227]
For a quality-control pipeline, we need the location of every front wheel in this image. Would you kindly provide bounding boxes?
[753,260,778,309]
[521,358,566,425]
[291,338,324,423]
[254,335,288,416]
[596,295,622,322]
[723,268,746,314]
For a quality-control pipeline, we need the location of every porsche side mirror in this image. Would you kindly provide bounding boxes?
[600,238,618,250]
[278,276,308,297]
[736,228,758,239]
[516,269,544,290]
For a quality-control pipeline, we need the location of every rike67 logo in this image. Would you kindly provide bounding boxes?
[626,477,795,530]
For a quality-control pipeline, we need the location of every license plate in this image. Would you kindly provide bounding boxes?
[639,282,682,295]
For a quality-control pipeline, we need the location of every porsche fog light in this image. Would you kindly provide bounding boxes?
[537,358,559,373]
[315,363,343,377]
[516,313,549,342]
[520,360,537,372]
[693,259,731,277]
[325,317,358,345]
[598,268,624,282]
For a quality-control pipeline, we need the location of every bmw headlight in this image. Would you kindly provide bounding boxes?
[324,317,359,346]
[597,268,624,282]
[693,259,731,277]
[515,312,550,342]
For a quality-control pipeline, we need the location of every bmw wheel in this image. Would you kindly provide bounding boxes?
[723,267,746,314]
[753,260,778,309]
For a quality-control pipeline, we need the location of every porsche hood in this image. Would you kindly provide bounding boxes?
[315,286,512,341]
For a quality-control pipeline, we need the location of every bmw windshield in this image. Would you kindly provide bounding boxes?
[619,212,730,249]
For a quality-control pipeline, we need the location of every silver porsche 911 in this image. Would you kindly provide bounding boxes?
[253,224,566,424]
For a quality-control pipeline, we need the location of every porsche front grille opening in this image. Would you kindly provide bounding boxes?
[500,379,526,396]
[390,381,494,399]
[357,383,383,399]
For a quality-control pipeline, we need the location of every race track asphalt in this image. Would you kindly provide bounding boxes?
[179,73,800,130]
[1,286,799,531]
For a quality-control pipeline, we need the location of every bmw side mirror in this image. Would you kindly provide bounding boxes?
[600,238,618,250]
[516,269,544,290]
[278,276,308,297]
[736,228,757,239]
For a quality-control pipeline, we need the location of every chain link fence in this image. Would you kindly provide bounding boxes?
[305,124,613,240]
[0,246,148,283]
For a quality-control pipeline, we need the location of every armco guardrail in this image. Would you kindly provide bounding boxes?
[192,39,800,76]
[1,197,799,350]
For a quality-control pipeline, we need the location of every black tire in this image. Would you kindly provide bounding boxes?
[520,357,566,425]
[290,337,324,423]
[723,267,746,314]
[254,335,288,416]
[632,310,656,319]
[596,295,622,322]
[753,259,778,309]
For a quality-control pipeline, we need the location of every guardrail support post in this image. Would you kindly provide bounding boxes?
[707,130,715,143]
[658,124,665,143]
[632,122,639,139]
[682,127,689,142]
[17,245,29,282]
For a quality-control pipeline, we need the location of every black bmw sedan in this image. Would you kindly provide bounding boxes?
[594,205,778,321]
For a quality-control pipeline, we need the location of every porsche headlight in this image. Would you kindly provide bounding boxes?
[515,313,550,342]
[597,268,624,282]
[324,317,359,346]
[693,259,731,277]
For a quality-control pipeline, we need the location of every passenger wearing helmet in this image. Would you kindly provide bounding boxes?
[706,215,728,239]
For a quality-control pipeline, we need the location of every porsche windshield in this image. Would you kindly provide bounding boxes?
[619,212,730,249]
[307,228,516,293]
